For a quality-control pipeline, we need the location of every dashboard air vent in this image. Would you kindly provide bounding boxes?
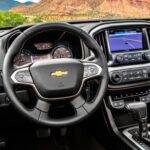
[94,31,108,60]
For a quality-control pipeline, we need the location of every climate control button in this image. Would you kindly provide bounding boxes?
[115,52,149,64]
[110,68,150,84]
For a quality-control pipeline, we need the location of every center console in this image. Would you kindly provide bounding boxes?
[90,21,150,150]
[107,26,150,149]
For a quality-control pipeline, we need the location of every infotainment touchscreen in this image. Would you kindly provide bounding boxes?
[109,29,143,52]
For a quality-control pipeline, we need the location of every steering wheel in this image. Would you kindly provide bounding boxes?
[3,23,108,127]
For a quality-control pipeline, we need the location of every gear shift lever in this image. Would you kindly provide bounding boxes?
[126,102,149,139]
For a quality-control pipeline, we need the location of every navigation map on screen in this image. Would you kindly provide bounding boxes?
[109,29,143,52]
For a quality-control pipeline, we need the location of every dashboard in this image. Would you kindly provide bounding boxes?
[1,20,150,89]
[3,20,150,87]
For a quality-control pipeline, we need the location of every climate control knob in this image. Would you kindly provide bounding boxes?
[111,72,122,83]
[143,52,150,61]
[116,55,124,63]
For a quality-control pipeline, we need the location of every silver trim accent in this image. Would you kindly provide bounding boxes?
[89,22,150,37]
[108,63,150,72]
[123,125,150,150]
[11,68,33,85]
[80,39,85,60]
[11,62,102,101]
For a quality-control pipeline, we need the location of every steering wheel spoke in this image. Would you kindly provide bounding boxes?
[70,95,85,109]
[28,108,41,121]
[35,99,51,113]
[27,99,51,122]
[38,103,88,127]
[11,66,33,86]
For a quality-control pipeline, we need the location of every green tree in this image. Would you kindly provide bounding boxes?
[33,16,42,23]
[0,12,26,28]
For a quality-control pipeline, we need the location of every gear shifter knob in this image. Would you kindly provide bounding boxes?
[126,102,147,122]
[126,102,149,138]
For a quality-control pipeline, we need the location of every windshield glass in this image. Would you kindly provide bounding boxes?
[0,0,149,28]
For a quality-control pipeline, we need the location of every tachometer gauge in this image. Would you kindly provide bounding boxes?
[14,49,32,66]
[52,46,73,59]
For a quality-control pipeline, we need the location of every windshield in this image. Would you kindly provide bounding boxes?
[0,0,149,28]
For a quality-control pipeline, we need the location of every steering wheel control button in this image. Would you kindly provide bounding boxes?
[83,64,100,78]
[14,69,33,83]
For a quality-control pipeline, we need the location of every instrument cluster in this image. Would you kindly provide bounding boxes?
[14,42,73,66]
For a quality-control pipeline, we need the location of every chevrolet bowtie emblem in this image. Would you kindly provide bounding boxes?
[51,71,68,77]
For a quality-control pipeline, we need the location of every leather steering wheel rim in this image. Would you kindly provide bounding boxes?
[3,23,108,127]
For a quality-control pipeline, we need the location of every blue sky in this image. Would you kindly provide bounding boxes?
[14,0,41,3]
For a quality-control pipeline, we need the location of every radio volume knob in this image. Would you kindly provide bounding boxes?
[143,52,150,61]
[116,55,124,63]
[111,72,122,84]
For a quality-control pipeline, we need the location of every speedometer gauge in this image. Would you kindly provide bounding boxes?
[52,46,72,59]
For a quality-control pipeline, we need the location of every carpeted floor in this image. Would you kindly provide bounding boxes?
[4,127,107,150]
